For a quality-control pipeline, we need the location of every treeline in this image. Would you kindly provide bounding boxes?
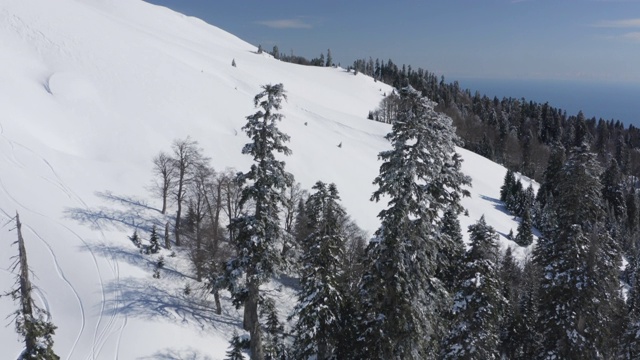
[357,56,640,183]
[261,47,640,183]
[264,45,334,68]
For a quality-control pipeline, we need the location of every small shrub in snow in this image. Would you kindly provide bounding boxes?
[225,330,246,360]
[129,230,141,248]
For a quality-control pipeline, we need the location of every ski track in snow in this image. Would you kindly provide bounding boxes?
[37,165,127,360]
[33,287,51,319]
[0,205,86,360]
[0,132,127,360]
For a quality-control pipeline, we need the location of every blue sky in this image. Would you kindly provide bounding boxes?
[145,0,640,84]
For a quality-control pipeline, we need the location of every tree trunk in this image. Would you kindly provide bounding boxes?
[318,341,328,360]
[164,221,171,249]
[243,303,250,331]
[246,276,263,360]
[161,188,167,215]
[281,241,290,260]
[195,218,202,282]
[213,290,222,315]
[16,213,37,355]
[175,196,182,247]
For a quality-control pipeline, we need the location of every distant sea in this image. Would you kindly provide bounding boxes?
[454,78,640,127]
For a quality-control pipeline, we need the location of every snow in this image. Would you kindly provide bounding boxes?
[0,0,534,358]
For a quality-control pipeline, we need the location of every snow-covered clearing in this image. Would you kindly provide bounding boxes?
[0,0,534,358]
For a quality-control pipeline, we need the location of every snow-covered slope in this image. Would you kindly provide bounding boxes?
[0,0,534,358]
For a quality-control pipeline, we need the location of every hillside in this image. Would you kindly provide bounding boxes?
[0,0,533,358]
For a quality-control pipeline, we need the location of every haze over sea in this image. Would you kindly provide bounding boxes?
[456,78,640,127]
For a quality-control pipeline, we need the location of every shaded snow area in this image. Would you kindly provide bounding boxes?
[0,0,535,358]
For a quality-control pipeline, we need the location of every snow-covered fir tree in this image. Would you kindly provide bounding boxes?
[621,252,640,358]
[601,158,626,221]
[357,85,470,359]
[536,145,565,203]
[441,216,505,360]
[517,259,544,359]
[535,145,565,234]
[436,208,466,292]
[129,230,141,248]
[515,207,534,246]
[291,181,346,360]
[625,191,638,235]
[225,83,293,360]
[498,247,522,358]
[500,169,516,204]
[225,330,246,360]
[148,225,160,254]
[260,297,286,360]
[534,143,622,359]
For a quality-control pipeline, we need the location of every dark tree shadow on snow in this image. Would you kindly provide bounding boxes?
[64,190,167,234]
[137,347,214,360]
[479,194,511,216]
[66,191,243,342]
[102,276,240,333]
[79,242,190,281]
[478,195,543,242]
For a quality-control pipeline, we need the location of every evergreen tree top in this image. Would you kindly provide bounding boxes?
[467,215,500,264]
[371,85,470,229]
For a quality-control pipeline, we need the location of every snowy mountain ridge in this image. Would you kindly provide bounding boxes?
[0,0,533,358]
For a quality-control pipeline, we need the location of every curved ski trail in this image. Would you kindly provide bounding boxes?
[0,134,128,359]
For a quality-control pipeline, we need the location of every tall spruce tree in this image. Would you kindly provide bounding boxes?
[226,83,293,360]
[535,144,565,209]
[260,297,286,360]
[518,259,543,359]
[500,169,516,203]
[515,207,534,246]
[441,216,504,360]
[534,143,622,359]
[225,330,246,360]
[601,158,626,221]
[498,247,524,359]
[436,208,465,291]
[621,254,640,359]
[357,86,470,359]
[625,191,638,236]
[148,225,160,254]
[291,181,346,360]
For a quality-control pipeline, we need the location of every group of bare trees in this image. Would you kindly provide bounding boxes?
[150,137,243,313]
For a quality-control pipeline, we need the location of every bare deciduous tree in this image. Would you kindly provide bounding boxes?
[151,151,175,215]
[171,137,205,247]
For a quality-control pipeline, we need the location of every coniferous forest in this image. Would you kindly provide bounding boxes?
[131,78,640,359]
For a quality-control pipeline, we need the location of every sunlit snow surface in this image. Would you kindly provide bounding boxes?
[0,0,534,358]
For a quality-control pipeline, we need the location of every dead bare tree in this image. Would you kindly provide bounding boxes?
[1,212,59,360]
